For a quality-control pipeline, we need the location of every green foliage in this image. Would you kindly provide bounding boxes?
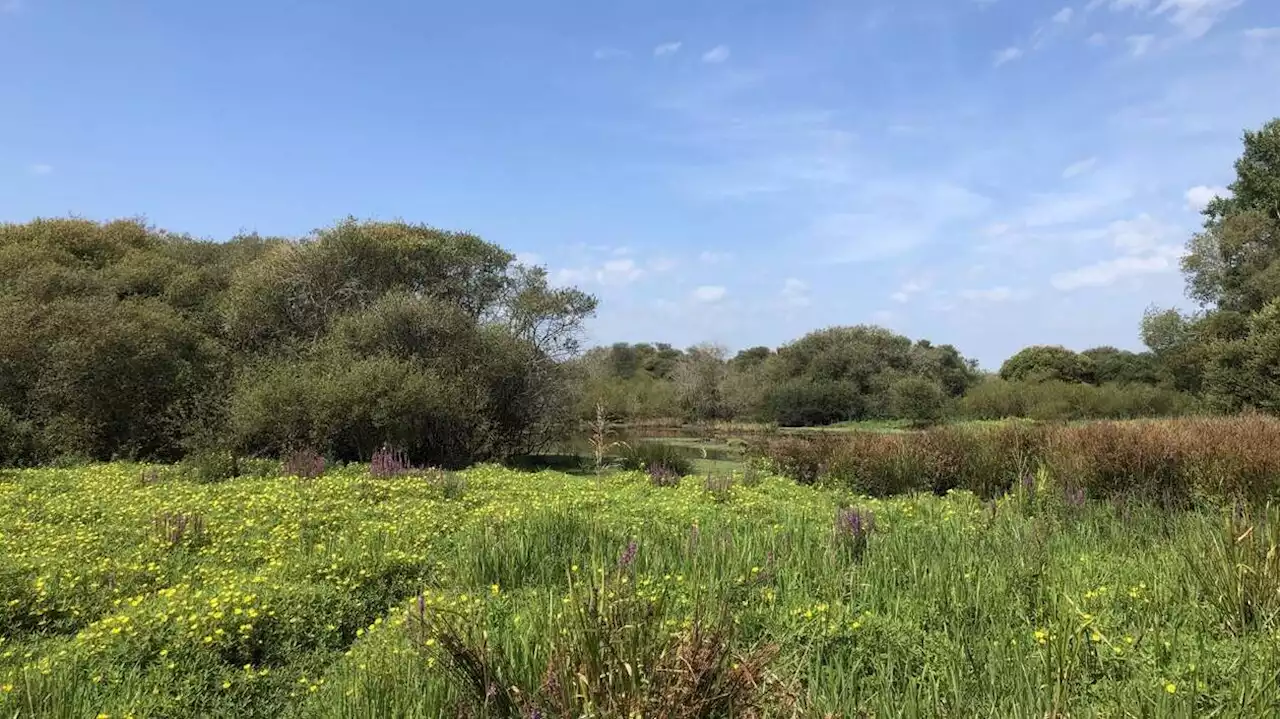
[999,345,1096,384]
[0,217,594,467]
[956,378,1196,421]
[762,378,862,427]
[887,376,947,427]
[178,449,242,484]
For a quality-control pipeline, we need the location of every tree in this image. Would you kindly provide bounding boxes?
[0,216,596,466]
[888,377,947,427]
[999,345,1095,384]
[1080,346,1160,385]
[673,344,728,421]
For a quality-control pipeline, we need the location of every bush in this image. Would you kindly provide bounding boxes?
[888,377,947,427]
[762,379,862,427]
[178,449,241,483]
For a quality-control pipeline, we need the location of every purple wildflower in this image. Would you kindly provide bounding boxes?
[618,540,638,571]
[371,445,411,478]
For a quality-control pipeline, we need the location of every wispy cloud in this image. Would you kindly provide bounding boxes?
[1062,157,1099,178]
[698,250,732,264]
[1051,247,1182,289]
[1053,7,1075,23]
[1126,34,1156,56]
[890,277,931,303]
[593,47,628,60]
[780,278,811,308]
[701,45,730,63]
[28,163,53,175]
[653,41,683,57]
[958,286,1017,302]
[1243,27,1280,41]
[1094,0,1243,39]
[692,285,727,303]
[1,0,21,14]
[993,46,1023,66]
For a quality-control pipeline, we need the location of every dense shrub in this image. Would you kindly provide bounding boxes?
[956,378,1197,422]
[762,379,863,427]
[0,217,596,468]
[887,377,948,427]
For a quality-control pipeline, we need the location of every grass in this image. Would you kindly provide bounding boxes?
[1,462,1279,717]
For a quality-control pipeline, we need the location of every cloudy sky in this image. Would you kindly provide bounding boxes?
[2,0,1278,367]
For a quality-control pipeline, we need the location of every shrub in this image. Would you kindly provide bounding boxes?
[888,377,947,427]
[178,449,240,483]
[761,379,862,427]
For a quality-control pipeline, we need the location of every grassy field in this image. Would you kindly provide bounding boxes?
[1,463,1278,718]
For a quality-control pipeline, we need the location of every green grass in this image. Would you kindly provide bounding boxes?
[1,463,1278,717]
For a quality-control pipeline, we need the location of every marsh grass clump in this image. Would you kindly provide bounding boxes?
[703,473,733,503]
[152,511,207,550]
[177,448,241,483]
[430,469,467,500]
[620,441,693,479]
[284,447,326,480]
[1185,507,1280,635]
[406,556,786,719]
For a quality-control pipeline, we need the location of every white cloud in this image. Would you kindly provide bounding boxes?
[1053,7,1075,23]
[958,286,1016,302]
[1051,247,1183,289]
[692,285,727,303]
[515,251,542,266]
[1087,32,1108,45]
[1184,184,1230,210]
[698,250,732,264]
[600,258,644,285]
[993,46,1023,66]
[593,47,628,60]
[781,278,811,307]
[1243,27,1280,41]
[1049,213,1185,290]
[648,257,678,273]
[701,45,730,63]
[1062,157,1098,178]
[1126,34,1156,56]
[1107,213,1176,252]
[28,163,53,175]
[654,41,683,57]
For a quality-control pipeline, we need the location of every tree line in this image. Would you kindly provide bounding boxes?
[0,117,1276,465]
[577,117,1280,427]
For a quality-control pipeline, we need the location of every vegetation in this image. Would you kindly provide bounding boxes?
[0,218,595,467]
[753,415,1280,507]
[3,463,1279,717]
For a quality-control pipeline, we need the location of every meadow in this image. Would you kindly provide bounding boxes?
[2,456,1279,718]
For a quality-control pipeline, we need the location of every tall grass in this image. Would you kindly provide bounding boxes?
[755,415,1280,505]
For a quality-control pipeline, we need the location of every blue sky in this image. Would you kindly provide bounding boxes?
[3,0,1278,368]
